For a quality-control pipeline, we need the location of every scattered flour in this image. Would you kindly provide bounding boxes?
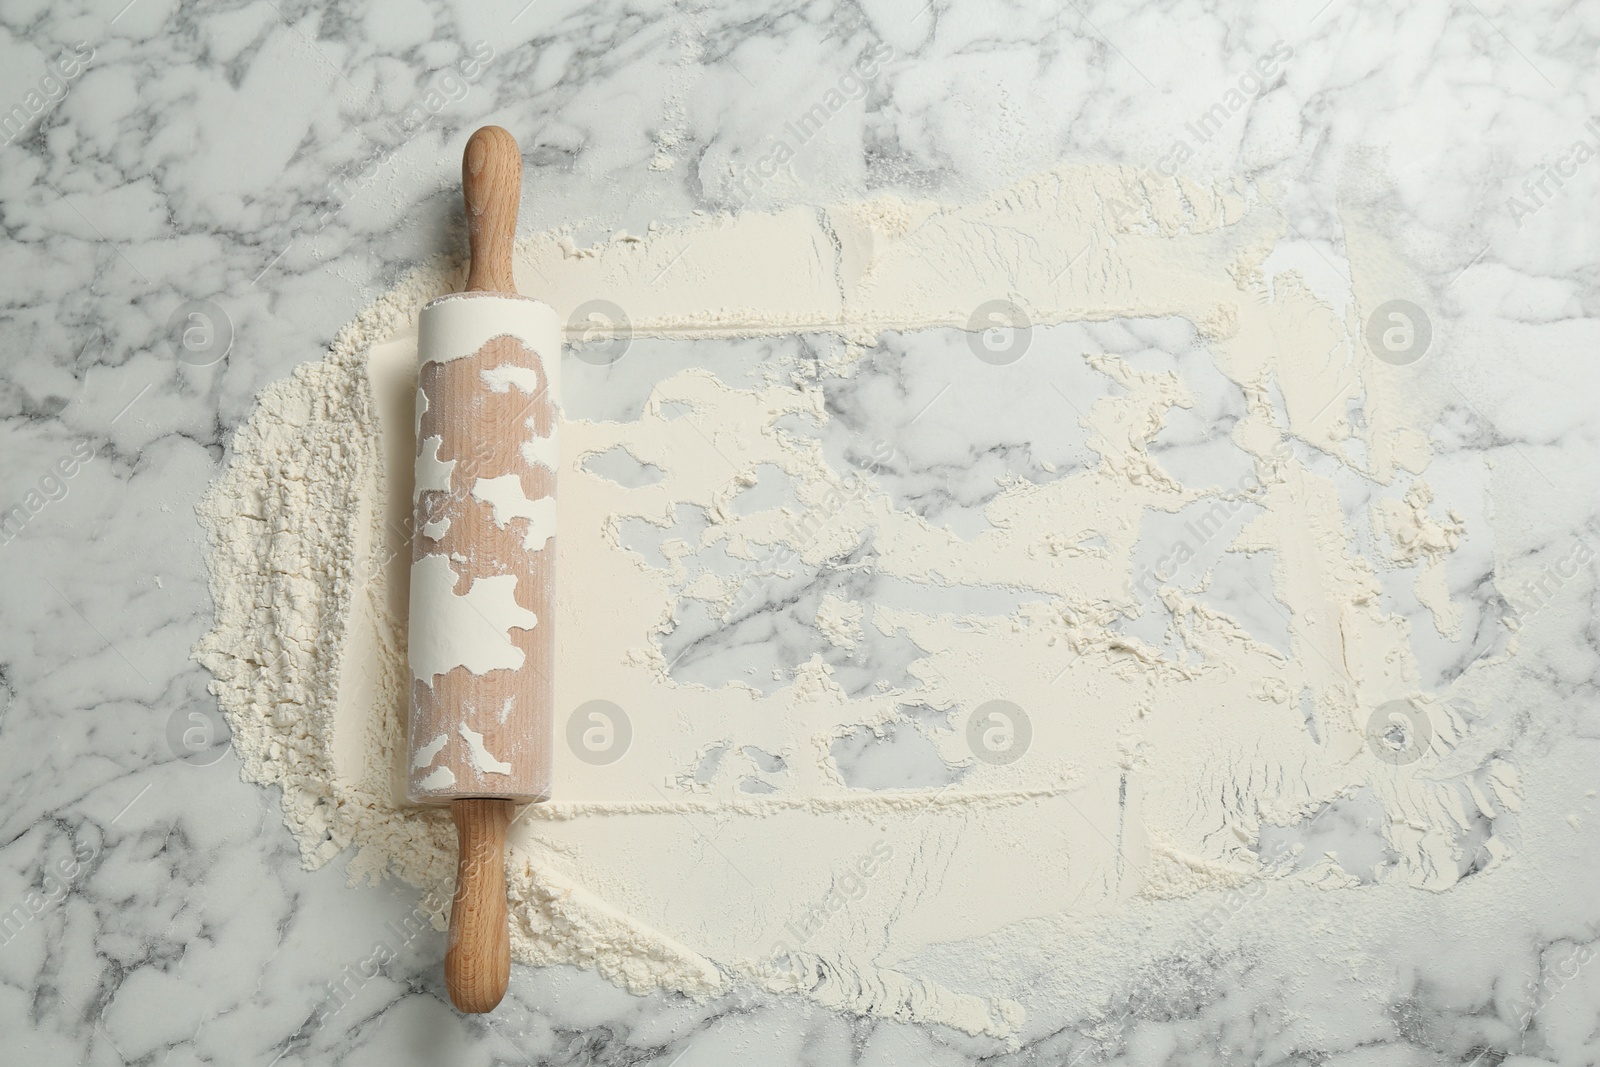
[813,592,865,649]
[195,165,1517,1040]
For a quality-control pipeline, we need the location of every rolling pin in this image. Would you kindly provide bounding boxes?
[406,125,559,1013]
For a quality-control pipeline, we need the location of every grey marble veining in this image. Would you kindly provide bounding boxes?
[3,0,1599,1063]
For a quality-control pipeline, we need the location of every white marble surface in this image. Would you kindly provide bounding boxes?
[3,0,1599,1063]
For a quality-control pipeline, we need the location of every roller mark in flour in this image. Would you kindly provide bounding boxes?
[207,168,1510,1036]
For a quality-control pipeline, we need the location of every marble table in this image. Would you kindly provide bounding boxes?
[2,0,1597,1063]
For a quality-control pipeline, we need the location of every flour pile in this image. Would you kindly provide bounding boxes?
[195,166,1519,1040]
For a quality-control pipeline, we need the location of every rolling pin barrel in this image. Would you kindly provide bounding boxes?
[405,126,560,1013]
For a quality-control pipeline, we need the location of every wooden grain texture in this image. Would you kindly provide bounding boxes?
[463,126,520,295]
[445,798,514,1012]
[408,329,556,803]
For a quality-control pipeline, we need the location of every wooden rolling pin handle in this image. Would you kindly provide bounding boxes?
[463,126,521,295]
[444,798,514,1013]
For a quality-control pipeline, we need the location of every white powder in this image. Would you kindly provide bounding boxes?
[413,732,448,769]
[417,766,455,791]
[459,722,514,776]
[408,555,537,681]
[471,474,558,551]
[414,436,454,498]
[813,592,864,649]
[196,166,1517,1041]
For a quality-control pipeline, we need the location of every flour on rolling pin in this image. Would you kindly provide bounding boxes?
[406,291,561,803]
